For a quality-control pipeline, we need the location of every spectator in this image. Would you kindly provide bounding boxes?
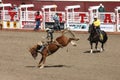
[34,11,42,31]
[98,3,105,12]
[8,6,17,21]
[13,4,19,12]
[53,13,61,31]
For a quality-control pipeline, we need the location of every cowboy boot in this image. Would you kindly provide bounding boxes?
[38,45,45,53]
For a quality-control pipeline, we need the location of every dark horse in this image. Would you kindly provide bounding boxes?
[88,24,108,53]
[29,29,79,68]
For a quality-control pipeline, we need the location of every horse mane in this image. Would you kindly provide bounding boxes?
[89,24,96,34]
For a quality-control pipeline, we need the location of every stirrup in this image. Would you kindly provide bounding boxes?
[38,49,42,53]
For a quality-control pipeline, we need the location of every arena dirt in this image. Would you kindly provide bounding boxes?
[0,30,120,80]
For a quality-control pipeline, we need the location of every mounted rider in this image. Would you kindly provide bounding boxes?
[93,16,103,40]
[46,28,54,43]
[38,28,54,53]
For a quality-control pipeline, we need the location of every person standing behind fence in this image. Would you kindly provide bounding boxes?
[53,13,61,31]
[34,11,42,31]
[98,3,105,12]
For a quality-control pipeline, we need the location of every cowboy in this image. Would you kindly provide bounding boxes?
[46,28,54,43]
[38,28,54,53]
[93,16,103,40]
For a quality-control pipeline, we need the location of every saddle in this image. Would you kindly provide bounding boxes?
[96,30,103,40]
[88,30,104,41]
[100,33,103,40]
[37,44,51,54]
[38,41,56,55]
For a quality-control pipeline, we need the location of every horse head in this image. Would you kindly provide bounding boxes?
[29,44,39,59]
[88,24,96,34]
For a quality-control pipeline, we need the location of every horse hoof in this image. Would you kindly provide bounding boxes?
[96,48,100,51]
[90,49,93,53]
[72,43,77,46]
[40,65,44,69]
[37,65,44,69]
[100,48,103,52]
[71,41,77,46]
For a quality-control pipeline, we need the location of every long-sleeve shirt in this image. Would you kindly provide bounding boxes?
[53,14,59,21]
[35,15,42,21]
[93,19,101,27]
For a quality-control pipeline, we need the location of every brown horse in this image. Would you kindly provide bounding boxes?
[29,29,79,69]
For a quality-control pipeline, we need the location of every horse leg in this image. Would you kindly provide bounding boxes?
[38,53,47,69]
[100,43,104,52]
[90,42,93,53]
[71,41,77,46]
[37,56,43,67]
[95,42,99,51]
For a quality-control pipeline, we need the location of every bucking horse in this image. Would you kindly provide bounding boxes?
[29,29,79,69]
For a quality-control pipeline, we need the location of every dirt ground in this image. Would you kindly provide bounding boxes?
[0,30,120,80]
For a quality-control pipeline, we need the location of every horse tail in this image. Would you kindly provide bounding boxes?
[62,29,75,38]
[102,31,108,43]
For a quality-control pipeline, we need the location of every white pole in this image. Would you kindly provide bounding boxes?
[19,8,22,29]
[2,6,4,21]
[42,8,45,30]
[115,8,119,31]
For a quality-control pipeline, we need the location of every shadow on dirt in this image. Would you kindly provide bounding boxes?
[25,66,36,68]
[25,65,71,68]
[44,65,71,68]
[84,50,101,53]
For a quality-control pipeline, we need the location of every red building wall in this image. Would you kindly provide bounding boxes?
[2,0,120,12]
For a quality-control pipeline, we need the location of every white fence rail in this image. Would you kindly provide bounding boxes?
[0,9,120,32]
